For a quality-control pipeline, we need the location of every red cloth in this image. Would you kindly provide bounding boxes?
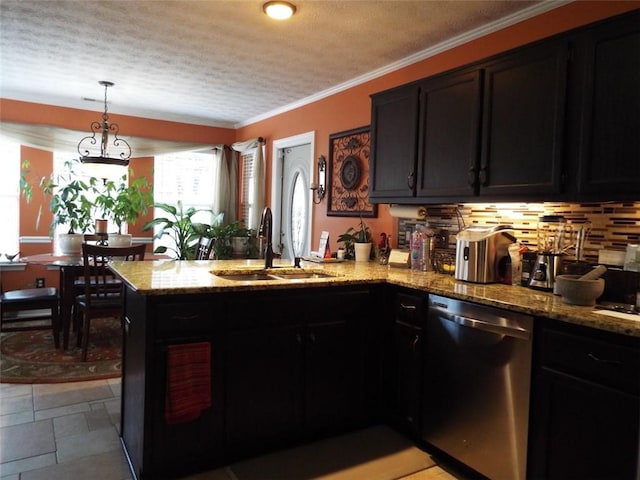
[164,341,212,425]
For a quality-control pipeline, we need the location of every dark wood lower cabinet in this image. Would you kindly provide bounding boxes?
[225,287,373,462]
[386,290,425,439]
[528,321,640,480]
[225,320,303,460]
[529,368,639,480]
[120,286,376,479]
[121,292,225,480]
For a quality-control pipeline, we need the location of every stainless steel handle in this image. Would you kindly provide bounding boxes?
[412,333,420,353]
[399,303,417,311]
[435,309,530,340]
[587,353,622,366]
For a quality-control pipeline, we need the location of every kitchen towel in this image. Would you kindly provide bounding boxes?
[164,341,212,425]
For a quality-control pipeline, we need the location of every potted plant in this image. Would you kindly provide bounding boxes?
[208,217,258,260]
[337,217,373,262]
[143,201,212,260]
[94,171,153,246]
[38,159,95,254]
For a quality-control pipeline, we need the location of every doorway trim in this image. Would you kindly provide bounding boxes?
[271,131,315,256]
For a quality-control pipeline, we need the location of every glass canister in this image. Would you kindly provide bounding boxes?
[537,215,572,254]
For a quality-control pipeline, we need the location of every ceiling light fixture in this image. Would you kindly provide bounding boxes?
[263,1,296,20]
[78,81,131,167]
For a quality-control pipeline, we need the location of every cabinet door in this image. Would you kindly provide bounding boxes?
[121,310,146,480]
[416,69,482,199]
[149,302,224,478]
[370,84,420,201]
[305,289,371,437]
[388,293,424,438]
[529,368,639,480]
[574,12,640,197]
[305,318,361,438]
[225,324,303,460]
[480,41,568,198]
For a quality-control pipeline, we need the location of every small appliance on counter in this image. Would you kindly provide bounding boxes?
[454,225,516,283]
[528,215,572,291]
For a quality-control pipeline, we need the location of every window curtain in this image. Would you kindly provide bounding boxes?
[227,149,238,224]
[212,145,230,220]
[232,138,264,230]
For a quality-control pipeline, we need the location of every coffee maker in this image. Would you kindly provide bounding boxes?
[529,215,572,291]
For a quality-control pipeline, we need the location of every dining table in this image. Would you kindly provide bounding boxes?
[21,251,166,350]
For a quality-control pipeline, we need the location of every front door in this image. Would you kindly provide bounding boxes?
[279,143,312,259]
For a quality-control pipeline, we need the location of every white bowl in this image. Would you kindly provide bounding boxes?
[555,274,605,306]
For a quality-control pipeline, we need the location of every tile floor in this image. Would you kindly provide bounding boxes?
[0,378,459,480]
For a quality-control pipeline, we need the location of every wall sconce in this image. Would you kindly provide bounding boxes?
[310,155,326,204]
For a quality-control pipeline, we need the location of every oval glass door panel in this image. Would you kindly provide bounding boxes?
[289,170,308,257]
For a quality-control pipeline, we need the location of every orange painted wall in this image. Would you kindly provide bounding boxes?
[237,1,640,252]
[1,101,235,290]
[1,1,637,290]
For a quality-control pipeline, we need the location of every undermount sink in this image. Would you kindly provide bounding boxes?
[212,268,336,282]
[270,271,335,280]
[215,272,279,281]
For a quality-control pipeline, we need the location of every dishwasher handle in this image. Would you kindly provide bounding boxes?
[433,308,530,340]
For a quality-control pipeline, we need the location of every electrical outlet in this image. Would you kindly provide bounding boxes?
[36,277,45,288]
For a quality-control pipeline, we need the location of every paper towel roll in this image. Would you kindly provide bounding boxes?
[389,205,427,219]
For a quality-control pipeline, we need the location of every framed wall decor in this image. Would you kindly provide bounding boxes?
[327,125,377,217]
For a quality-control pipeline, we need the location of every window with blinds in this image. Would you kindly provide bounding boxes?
[153,150,217,252]
[1,140,20,257]
[238,150,256,227]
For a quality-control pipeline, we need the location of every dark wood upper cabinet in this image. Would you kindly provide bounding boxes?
[369,10,639,204]
[416,69,482,199]
[369,84,420,200]
[479,41,568,198]
[572,12,640,198]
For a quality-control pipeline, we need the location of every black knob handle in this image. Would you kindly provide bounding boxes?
[479,166,488,186]
[407,172,415,190]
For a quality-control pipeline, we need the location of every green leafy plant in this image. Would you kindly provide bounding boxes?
[143,201,212,260]
[337,218,372,260]
[209,218,257,260]
[94,171,153,234]
[39,159,94,234]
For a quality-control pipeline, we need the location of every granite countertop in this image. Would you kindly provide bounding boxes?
[109,258,640,337]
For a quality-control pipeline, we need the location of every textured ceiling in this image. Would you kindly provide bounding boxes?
[0,0,555,129]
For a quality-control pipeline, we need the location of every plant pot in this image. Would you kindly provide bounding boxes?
[58,233,84,255]
[231,236,248,258]
[108,233,132,247]
[354,242,372,262]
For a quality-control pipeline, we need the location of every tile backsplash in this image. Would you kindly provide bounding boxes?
[397,201,640,264]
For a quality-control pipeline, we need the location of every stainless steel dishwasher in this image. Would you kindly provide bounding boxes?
[422,294,533,480]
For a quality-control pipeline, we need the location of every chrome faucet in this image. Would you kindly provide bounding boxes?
[258,207,273,268]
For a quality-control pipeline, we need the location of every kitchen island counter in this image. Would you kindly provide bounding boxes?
[109,258,640,337]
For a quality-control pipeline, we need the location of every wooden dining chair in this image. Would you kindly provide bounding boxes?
[71,235,122,336]
[75,243,146,361]
[194,236,214,260]
[0,286,60,348]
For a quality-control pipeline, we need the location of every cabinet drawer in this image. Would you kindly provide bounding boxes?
[155,303,217,338]
[394,293,424,325]
[541,328,640,395]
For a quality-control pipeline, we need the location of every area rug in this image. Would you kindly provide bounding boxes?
[0,317,122,384]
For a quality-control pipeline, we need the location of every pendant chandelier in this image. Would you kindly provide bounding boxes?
[78,80,131,166]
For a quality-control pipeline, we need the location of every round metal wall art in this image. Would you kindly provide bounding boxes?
[340,155,361,191]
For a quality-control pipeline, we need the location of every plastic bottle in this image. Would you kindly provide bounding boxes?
[410,229,422,271]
